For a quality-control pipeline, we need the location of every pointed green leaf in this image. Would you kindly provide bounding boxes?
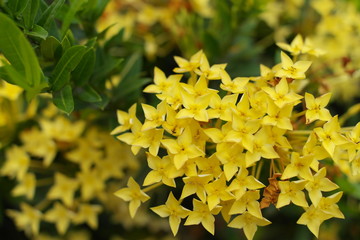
[72,48,95,86]
[61,30,75,51]
[37,0,65,29]
[24,24,48,39]
[92,57,123,84]
[23,0,40,29]
[0,13,43,87]
[40,36,61,60]
[52,84,74,114]
[78,85,102,103]
[7,0,29,16]
[81,0,109,20]
[60,0,88,37]
[50,45,87,91]
[61,35,72,52]
[117,78,151,98]
[2,65,29,89]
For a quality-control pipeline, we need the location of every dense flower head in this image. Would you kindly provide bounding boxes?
[112,49,360,239]
[0,103,153,238]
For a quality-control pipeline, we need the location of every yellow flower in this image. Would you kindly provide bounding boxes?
[151,192,190,236]
[20,127,56,167]
[1,145,30,180]
[66,138,103,170]
[263,125,292,149]
[205,174,234,210]
[111,103,137,135]
[229,190,262,219]
[0,80,23,100]
[194,53,226,80]
[317,192,344,219]
[184,199,221,235]
[303,132,329,161]
[12,172,36,200]
[114,177,150,218]
[72,204,102,229]
[117,117,162,155]
[228,211,271,240]
[181,174,213,202]
[173,50,203,73]
[161,127,204,169]
[275,51,312,79]
[76,169,105,200]
[141,101,167,131]
[245,127,279,167]
[262,102,293,130]
[277,34,304,56]
[262,78,303,108]
[143,154,181,187]
[297,204,332,238]
[345,122,360,159]
[305,92,332,124]
[305,167,339,206]
[7,203,42,236]
[181,79,217,106]
[208,93,238,121]
[225,116,260,152]
[195,155,223,178]
[44,202,74,235]
[47,173,79,207]
[281,152,314,181]
[162,104,189,136]
[144,67,182,94]
[176,91,211,122]
[216,143,246,180]
[233,93,258,120]
[40,116,85,142]
[227,167,265,199]
[203,122,232,144]
[220,70,249,93]
[314,116,348,157]
[277,180,308,208]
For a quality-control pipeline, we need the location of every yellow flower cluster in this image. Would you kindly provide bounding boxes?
[1,104,139,238]
[0,79,36,147]
[264,0,360,102]
[97,0,214,59]
[112,48,360,239]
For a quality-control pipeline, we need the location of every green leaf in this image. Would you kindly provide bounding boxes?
[60,0,88,37]
[81,0,109,20]
[0,13,43,88]
[335,176,360,200]
[203,31,220,60]
[92,57,123,84]
[23,0,39,29]
[50,45,87,91]
[117,78,151,98]
[24,24,48,39]
[61,34,72,52]
[72,48,95,86]
[2,65,29,89]
[85,37,97,48]
[92,93,109,110]
[120,52,142,82]
[40,36,61,60]
[37,0,65,29]
[52,84,74,114]
[7,0,29,16]
[113,52,148,100]
[77,85,101,103]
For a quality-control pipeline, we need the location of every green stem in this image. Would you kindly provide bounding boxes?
[143,182,163,193]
